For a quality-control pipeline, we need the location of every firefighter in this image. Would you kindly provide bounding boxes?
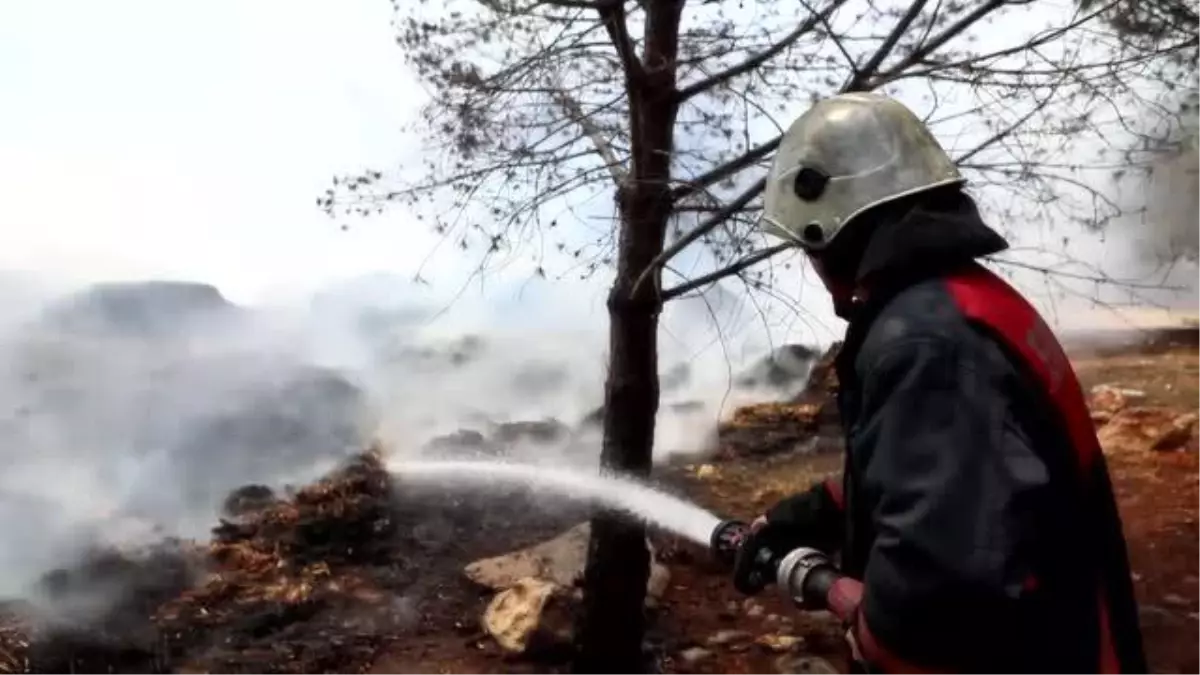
[733,92,1147,673]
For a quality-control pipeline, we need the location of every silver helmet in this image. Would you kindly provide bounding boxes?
[761,92,964,251]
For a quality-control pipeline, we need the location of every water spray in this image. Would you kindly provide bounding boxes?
[388,459,830,607]
[386,459,722,545]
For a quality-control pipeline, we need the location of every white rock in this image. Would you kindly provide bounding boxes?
[464,522,669,601]
[481,577,562,654]
[755,633,804,653]
[774,655,838,674]
[678,647,713,664]
[1163,593,1190,606]
[706,629,752,647]
[466,524,590,589]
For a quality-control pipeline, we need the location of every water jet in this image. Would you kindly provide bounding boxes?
[386,458,721,546]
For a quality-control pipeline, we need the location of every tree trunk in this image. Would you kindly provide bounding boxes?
[574,3,683,667]
[573,279,659,672]
[574,175,674,673]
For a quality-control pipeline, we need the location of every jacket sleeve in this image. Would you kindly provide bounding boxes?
[850,331,1050,670]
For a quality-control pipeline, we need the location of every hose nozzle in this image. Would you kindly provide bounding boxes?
[711,519,838,604]
[710,519,750,567]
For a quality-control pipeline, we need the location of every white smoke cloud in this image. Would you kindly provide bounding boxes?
[0,271,816,599]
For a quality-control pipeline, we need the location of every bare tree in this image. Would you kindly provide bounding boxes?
[1084,0,1197,64]
[320,0,1190,669]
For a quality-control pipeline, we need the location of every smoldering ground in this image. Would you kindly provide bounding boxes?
[0,274,817,610]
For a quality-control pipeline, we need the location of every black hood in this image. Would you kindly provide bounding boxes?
[854,188,1010,284]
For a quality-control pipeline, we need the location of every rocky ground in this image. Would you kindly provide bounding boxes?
[0,327,1195,674]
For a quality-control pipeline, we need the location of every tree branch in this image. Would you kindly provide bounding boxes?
[593,1,646,169]
[877,0,1125,86]
[477,0,602,11]
[800,0,860,74]
[645,1,949,287]
[671,0,993,208]
[551,87,627,184]
[987,256,1188,291]
[659,242,793,301]
[670,136,780,202]
[597,0,645,89]
[634,177,766,296]
[955,90,1056,165]
[845,0,930,90]
[675,0,847,103]
[536,0,601,7]
[870,0,1009,84]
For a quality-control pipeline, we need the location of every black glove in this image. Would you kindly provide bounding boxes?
[761,480,844,553]
[732,526,783,595]
[733,482,843,596]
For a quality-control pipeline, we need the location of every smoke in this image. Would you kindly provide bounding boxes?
[0,282,369,599]
[1100,98,1200,311]
[1132,141,1199,269]
[0,271,817,601]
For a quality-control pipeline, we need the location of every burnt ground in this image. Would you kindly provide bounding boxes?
[0,454,591,675]
[1,328,1196,674]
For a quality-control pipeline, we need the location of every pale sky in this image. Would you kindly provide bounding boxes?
[0,0,816,343]
[0,1,468,303]
[1,1,1192,345]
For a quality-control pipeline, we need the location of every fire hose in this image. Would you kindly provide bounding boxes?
[710,519,870,669]
[710,519,842,611]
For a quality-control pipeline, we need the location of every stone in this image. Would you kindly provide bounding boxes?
[735,344,820,390]
[1098,407,1199,454]
[221,484,277,518]
[756,634,804,653]
[480,577,572,654]
[774,655,838,674]
[464,523,669,602]
[1152,413,1199,451]
[491,419,569,446]
[1140,604,1172,618]
[706,629,753,647]
[422,429,491,456]
[742,598,766,618]
[678,647,713,665]
[1089,384,1145,415]
[1163,593,1190,606]
[647,553,671,600]
[754,488,786,508]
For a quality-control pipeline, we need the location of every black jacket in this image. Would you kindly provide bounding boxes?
[766,192,1146,672]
